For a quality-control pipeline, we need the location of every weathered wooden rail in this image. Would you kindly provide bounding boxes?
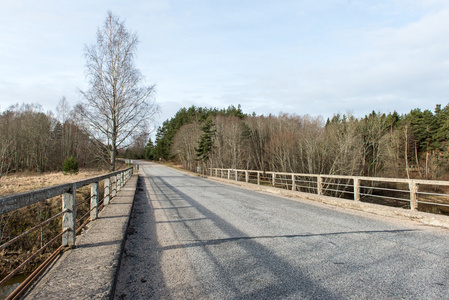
[0,167,134,297]
[209,168,449,213]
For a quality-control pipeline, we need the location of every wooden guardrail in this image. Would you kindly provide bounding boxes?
[209,168,449,213]
[0,167,134,296]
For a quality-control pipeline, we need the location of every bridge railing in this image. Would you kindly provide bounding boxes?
[209,168,449,214]
[0,167,134,291]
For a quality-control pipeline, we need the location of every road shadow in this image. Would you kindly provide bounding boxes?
[114,176,173,300]
[150,175,339,299]
[118,171,424,299]
[159,228,415,251]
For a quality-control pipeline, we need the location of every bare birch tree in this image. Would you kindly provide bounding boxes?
[81,11,158,171]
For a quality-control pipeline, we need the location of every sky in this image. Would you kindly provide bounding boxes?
[1,0,449,131]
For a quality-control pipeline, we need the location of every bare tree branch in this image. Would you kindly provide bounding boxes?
[80,11,159,171]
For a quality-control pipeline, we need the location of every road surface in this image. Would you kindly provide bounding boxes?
[114,161,449,299]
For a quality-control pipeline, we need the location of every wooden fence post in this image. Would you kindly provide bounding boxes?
[245,171,249,183]
[90,182,99,220]
[62,185,76,247]
[104,177,111,205]
[409,181,418,210]
[272,173,275,186]
[257,172,260,185]
[354,177,360,201]
[292,174,296,191]
[235,170,238,181]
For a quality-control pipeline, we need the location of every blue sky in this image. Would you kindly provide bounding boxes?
[1,0,449,130]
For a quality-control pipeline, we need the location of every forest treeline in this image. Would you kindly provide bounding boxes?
[0,101,101,177]
[148,104,449,180]
[2,100,449,180]
[0,100,152,177]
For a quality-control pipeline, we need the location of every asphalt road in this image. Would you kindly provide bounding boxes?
[114,161,449,299]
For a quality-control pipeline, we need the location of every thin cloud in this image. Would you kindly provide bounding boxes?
[0,0,448,125]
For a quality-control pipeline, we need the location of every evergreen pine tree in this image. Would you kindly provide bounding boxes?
[195,117,216,162]
[144,138,155,160]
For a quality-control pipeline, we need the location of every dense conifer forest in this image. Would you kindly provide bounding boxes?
[146,104,449,180]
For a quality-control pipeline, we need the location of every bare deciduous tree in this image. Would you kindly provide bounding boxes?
[81,11,158,171]
[171,123,202,171]
[213,115,249,169]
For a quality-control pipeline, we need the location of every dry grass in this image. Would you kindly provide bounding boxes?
[0,169,107,197]
[0,161,129,197]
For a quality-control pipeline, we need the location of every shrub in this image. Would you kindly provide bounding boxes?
[62,156,79,175]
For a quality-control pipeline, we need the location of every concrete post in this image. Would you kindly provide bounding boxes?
[317,176,323,195]
[228,170,230,180]
[245,171,249,183]
[257,172,260,185]
[235,170,238,181]
[62,185,76,247]
[272,173,275,186]
[111,175,117,197]
[354,177,360,201]
[90,182,99,220]
[117,172,122,192]
[409,181,418,210]
[104,177,111,205]
[292,174,296,191]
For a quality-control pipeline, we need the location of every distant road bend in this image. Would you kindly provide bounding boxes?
[114,161,449,299]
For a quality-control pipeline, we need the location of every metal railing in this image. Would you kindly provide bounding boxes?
[209,168,449,214]
[0,167,134,298]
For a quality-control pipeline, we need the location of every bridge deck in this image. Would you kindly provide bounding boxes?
[113,162,449,299]
[22,174,138,299]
